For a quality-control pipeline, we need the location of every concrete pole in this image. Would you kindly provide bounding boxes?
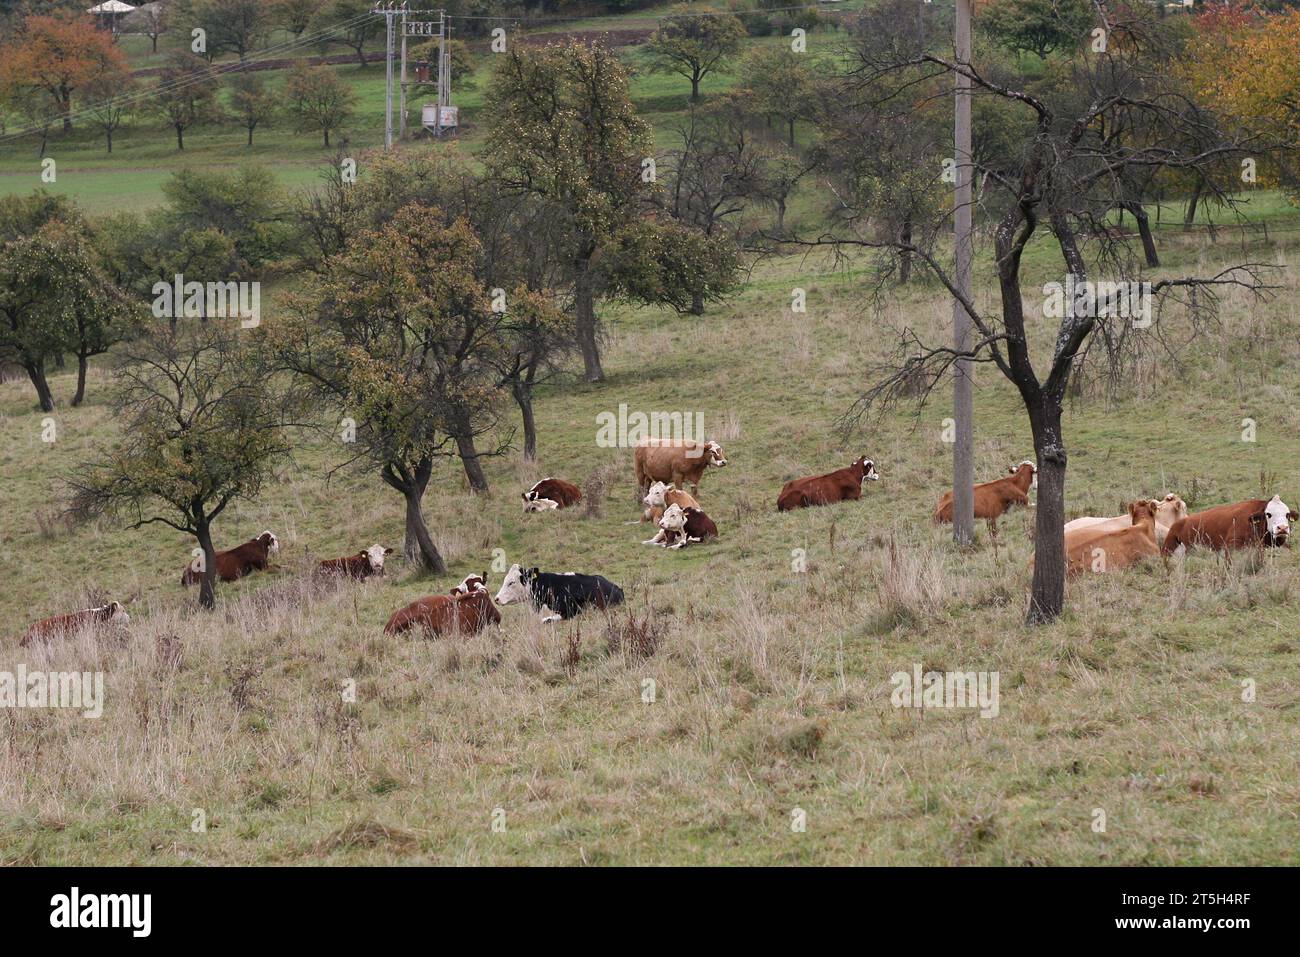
[399,8,408,140]
[383,5,395,149]
[952,0,975,545]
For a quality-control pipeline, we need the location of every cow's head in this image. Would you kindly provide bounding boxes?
[1009,460,1038,489]
[258,530,280,555]
[523,497,559,512]
[494,564,533,605]
[643,481,673,508]
[365,544,393,573]
[1260,495,1296,545]
[704,441,727,468]
[1154,493,1187,528]
[658,503,687,533]
[454,572,489,595]
[854,456,880,483]
[99,600,130,625]
[1128,499,1158,528]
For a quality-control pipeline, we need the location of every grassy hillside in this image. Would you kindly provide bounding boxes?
[2,201,1299,862]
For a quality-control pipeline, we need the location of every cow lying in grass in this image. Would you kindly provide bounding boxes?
[642,503,719,548]
[181,530,279,585]
[316,544,393,580]
[1066,500,1160,577]
[522,478,582,512]
[776,455,879,511]
[1065,493,1187,547]
[1162,495,1296,557]
[639,480,701,523]
[384,577,500,637]
[493,563,624,623]
[21,600,131,647]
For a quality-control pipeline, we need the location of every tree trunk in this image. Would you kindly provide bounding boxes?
[403,487,446,573]
[247,127,254,147]
[1183,181,1202,230]
[323,129,330,147]
[899,217,913,283]
[1026,400,1066,624]
[574,262,604,382]
[196,522,217,611]
[513,382,538,462]
[106,129,113,154]
[151,35,158,52]
[775,197,787,235]
[453,430,490,493]
[72,354,88,407]
[690,292,705,315]
[690,74,700,101]
[1126,202,1159,266]
[788,117,795,147]
[176,125,185,150]
[24,360,54,413]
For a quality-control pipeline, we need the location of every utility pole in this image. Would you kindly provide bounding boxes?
[435,9,449,137]
[952,0,975,546]
[376,2,405,150]
[399,6,408,139]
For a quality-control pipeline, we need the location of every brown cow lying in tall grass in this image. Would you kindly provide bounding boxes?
[1065,493,1187,547]
[1067,500,1160,576]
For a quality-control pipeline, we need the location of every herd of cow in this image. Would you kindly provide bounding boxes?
[17,436,1298,645]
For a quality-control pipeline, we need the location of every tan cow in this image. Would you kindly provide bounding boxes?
[1067,500,1160,576]
[1065,493,1187,547]
[634,438,727,496]
[639,480,701,524]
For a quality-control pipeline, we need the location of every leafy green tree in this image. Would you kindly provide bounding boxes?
[162,165,291,271]
[647,12,747,102]
[177,0,271,63]
[271,205,511,568]
[71,323,291,609]
[154,53,219,150]
[739,44,818,147]
[83,71,136,154]
[977,0,1095,60]
[485,42,653,382]
[284,64,355,147]
[227,73,277,147]
[313,0,382,67]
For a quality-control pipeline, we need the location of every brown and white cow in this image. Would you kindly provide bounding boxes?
[639,480,701,523]
[1065,493,1187,547]
[634,438,727,496]
[1161,495,1296,557]
[180,530,279,585]
[316,544,393,580]
[383,582,501,637]
[933,460,1036,540]
[776,456,879,511]
[21,601,130,647]
[522,477,583,512]
[1067,500,1160,577]
[643,503,719,548]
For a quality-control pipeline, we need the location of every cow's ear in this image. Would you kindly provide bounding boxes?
[1249,511,1268,528]
[385,548,394,555]
[530,566,539,577]
[449,588,459,596]
[1289,511,1299,522]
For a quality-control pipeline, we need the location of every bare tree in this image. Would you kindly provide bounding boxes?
[815,2,1279,623]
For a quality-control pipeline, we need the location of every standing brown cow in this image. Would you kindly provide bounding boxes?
[384,586,501,637]
[933,460,1036,541]
[634,438,727,495]
[1161,495,1296,556]
[777,456,880,511]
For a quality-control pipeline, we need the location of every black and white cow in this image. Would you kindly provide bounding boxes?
[493,563,624,623]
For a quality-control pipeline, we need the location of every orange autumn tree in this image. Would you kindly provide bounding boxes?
[1182,6,1300,192]
[0,12,130,133]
